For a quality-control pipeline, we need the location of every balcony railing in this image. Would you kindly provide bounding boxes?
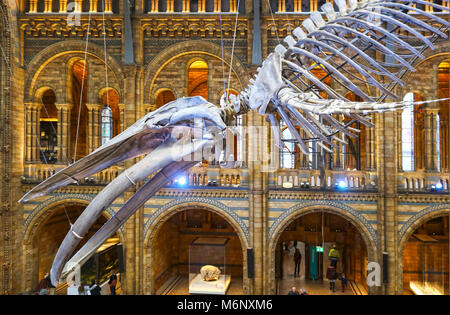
[398,172,449,193]
[273,169,377,191]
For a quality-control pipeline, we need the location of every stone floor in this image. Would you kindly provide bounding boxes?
[164,275,244,295]
[278,247,357,295]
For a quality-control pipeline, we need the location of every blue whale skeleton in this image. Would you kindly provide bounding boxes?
[20,0,450,286]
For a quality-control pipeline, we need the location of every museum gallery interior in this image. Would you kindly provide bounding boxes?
[0,0,449,295]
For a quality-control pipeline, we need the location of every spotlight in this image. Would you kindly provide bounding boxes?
[435,182,443,190]
[337,180,347,189]
[174,176,187,186]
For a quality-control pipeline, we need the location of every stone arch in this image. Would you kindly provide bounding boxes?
[142,40,248,105]
[97,86,120,104]
[34,86,58,103]
[24,40,124,103]
[398,204,450,252]
[397,204,449,294]
[23,194,125,245]
[402,51,450,100]
[153,88,177,109]
[142,197,249,294]
[267,200,378,294]
[22,194,125,292]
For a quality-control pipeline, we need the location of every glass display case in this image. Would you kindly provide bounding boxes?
[408,235,448,295]
[189,237,231,295]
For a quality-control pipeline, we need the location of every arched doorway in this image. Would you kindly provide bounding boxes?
[401,214,449,295]
[273,210,372,295]
[146,207,246,295]
[69,59,88,162]
[187,59,208,100]
[25,203,122,294]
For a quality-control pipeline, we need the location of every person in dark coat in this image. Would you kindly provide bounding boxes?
[89,280,101,295]
[288,286,300,295]
[294,247,302,277]
[108,275,117,295]
[329,269,339,292]
[38,273,50,295]
[339,273,348,292]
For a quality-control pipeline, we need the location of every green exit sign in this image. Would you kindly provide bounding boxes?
[316,246,324,252]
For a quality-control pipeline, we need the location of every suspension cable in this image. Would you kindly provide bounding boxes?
[226,0,241,95]
[73,9,93,163]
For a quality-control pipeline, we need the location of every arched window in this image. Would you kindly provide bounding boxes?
[101,106,113,145]
[69,59,88,161]
[101,88,120,137]
[280,121,295,169]
[155,89,175,109]
[187,59,208,100]
[39,89,58,163]
[402,93,415,171]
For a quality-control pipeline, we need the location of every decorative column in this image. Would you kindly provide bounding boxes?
[230,0,237,12]
[214,0,221,12]
[424,108,439,171]
[182,0,190,12]
[277,0,285,12]
[294,0,301,12]
[105,0,113,13]
[59,0,67,12]
[150,0,159,12]
[366,113,376,170]
[55,104,71,164]
[199,0,206,12]
[24,102,41,163]
[86,104,101,153]
[74,0,82,12]
[118,103,125,132]
[166,0,174,12]
[44,0,52,12]
[89,0,97,12]
[29,0,38,12]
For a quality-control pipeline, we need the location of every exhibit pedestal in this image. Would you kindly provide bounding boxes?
[189,274,231,295]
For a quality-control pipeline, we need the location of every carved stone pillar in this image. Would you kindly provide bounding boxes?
[105,0,113,13]
[55,104,71,164]
[366,113,376,170]
[199,0,206,12]
[294,0,301,12]
[59,0,67,12]
[166,0,173,12]
[89,0,97,12]
[118,103,125,133]
[278,0,285,12]
[86,104,101,153]
[424,108,440,171]
[182,0,190,12]
[74,0,82,12]
[150,0,158,12]
[24,103,41,163]
[44,0,52,12]
[230,0,237,12]
[29,0,38,12]
[214,0,221,12]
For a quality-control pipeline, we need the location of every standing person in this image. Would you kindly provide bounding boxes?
[108,275,117,295]
[288,286,300,295]
[328,244,340,268]
[89,280,101,295]
[294,247,302,277]
[339,273,348,293]
[46,273,56,295]
[300,288,309,295]
[38,273,50,295]
[329,269,338,292]
[78,281,87,295]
